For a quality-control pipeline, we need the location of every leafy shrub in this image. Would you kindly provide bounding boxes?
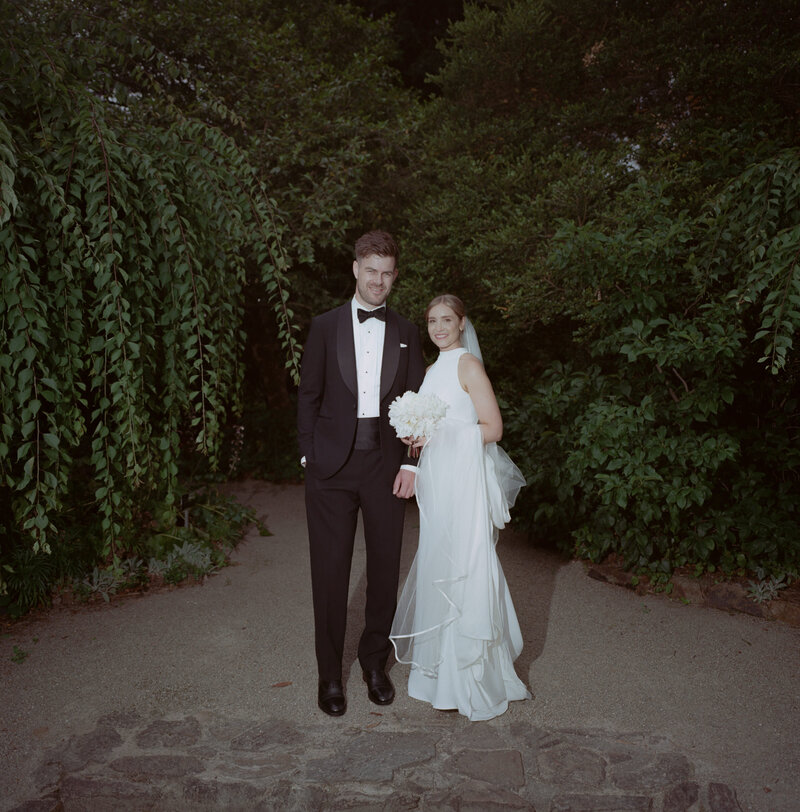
[506,155,800,576]
[1,546,56,617]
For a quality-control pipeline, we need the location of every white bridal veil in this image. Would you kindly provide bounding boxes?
[460,317,483,364]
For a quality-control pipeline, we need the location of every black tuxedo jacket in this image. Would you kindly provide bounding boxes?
[297,303,426,480]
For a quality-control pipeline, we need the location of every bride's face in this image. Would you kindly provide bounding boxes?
[427,304,465,352]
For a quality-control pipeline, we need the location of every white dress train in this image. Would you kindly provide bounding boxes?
[390,348,530,721]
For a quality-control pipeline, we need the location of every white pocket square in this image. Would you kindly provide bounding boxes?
[400,343,407,348]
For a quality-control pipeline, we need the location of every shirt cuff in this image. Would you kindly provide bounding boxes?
[400,464,417,474]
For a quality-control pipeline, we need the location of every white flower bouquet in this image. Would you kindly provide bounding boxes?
[388,391,448,439]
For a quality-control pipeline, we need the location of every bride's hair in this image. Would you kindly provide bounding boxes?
[425,293,466,320]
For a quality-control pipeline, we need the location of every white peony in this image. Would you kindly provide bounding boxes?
[388,391,448,439]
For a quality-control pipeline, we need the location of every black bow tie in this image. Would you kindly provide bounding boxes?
[357,307,386,323]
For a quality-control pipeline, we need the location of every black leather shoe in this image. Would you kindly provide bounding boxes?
[363,668,395,705]
[318,680,346,716]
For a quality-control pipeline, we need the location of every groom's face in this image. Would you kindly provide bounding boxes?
[353,254,398,308]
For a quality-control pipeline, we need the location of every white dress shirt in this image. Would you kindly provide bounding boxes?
[351,297,385,418]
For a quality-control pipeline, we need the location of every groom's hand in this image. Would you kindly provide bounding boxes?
[393,468,416,499]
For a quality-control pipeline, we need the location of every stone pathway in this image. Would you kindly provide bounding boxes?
[5,481,796,811]
[11,710,744,811]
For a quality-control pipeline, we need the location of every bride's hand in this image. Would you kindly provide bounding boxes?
[401,436,426,456]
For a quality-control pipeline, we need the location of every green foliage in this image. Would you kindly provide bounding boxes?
[233,400,300,482]
[747,573,791,605]
[505,157,800,574]
[708,151,800,375]
[106,0,421,313]
[75,566,122,604]
[0,1,300,573]
[151,541,218,585]
[100,0,423,477]
[396,0,800,575]
[346,0,463,89]
[2,486,260,615]
[2,545,56,615]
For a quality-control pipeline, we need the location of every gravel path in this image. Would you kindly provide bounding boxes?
[1,480,798,811]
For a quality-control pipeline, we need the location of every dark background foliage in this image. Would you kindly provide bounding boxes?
[347,0,465,88]
[2,0,799,613]
[391,0,800,578]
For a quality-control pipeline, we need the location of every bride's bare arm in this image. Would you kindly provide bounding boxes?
[458,353,502,444]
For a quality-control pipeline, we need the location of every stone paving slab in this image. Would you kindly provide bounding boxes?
[8,712,744,812]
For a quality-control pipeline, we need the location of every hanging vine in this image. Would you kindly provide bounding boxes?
[0,1,301,567]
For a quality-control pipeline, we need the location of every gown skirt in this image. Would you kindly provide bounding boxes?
[390,418,529,721]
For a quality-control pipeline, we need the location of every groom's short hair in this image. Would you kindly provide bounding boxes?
[355,230,398,263]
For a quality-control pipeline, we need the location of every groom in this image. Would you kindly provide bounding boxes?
[297,230,426,716]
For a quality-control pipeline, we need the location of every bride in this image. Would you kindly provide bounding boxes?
[390,294,530,721]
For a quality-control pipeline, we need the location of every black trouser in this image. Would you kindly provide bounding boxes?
[305,442,406,682]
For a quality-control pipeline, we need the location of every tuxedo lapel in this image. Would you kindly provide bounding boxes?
[380,310,400,402]
[336,305,357,398]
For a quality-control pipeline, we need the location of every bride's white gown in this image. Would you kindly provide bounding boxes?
[390,348,530,721]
